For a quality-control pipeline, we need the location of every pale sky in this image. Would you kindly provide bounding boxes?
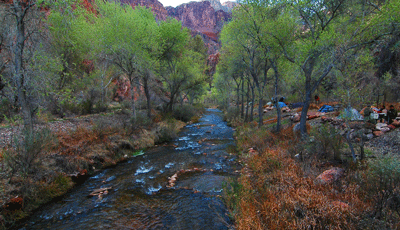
[159,0,231,7]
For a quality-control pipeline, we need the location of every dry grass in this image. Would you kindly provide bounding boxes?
[57,126,106,156]
[229,125,380,230]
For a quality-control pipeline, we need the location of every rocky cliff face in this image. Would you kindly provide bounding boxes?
[166,1,231,53]
[222,1,238,12]
[202,0,238,12]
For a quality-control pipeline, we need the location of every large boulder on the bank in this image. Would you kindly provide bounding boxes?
[376,123,388,131]
[373,130,384,137]
[316,167,345,185]
[291,113,301,122]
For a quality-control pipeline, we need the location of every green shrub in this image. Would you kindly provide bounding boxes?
[4,128,57,181]
[235,124,276,155]
[364,155,400,219]
[172,104,197,122]
[120,100,132,115]
[95,101,108,113]
[307,124,344,161]
[0,98,13,123]
[122,112,153,135]
[155,124,177,144]
[224,107,240,122]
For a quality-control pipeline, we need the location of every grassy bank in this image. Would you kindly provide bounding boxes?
[225,117,400,229]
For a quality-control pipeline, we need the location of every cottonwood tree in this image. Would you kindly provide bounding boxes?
[215,46,246,113]
[96,1,158,119]
[3,0,47,131]
[278,0,385,136]
[221,4,271,126]
[46,0,94,90]
[157,19,206,112]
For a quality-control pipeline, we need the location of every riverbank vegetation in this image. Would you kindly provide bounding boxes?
[1,0,400,228]
[217,0,400,228]
[225,116,400,229]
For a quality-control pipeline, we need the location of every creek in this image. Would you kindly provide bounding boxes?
[20,108,241,230]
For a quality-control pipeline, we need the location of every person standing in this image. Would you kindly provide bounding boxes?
[378,105,387,123]
[314,95,320,104]
[387,105,398,124]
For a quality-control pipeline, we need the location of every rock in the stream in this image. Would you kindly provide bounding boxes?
[88,187,112,197]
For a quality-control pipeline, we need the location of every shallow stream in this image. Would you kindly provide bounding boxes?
[20,108,240,230]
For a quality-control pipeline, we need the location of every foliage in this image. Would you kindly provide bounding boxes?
[3,128,57,181]
[155,123,178,144]
[307,124,344,161]
[223,106,241,126]
[230,125,372,229]
[360,155,400,226]
[0,98,13,124]
[171,104,203,123]
[235,124,278,155]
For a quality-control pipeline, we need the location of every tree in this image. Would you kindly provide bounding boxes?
[46,0,95,90]
[215,46,246,112]
[96,1,158,119]
[278,0,384,136]
[157,18,206,112]
[3,0,49,131]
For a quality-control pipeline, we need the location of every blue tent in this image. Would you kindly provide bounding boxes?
[276,102,287,108]
[318,105,334,112]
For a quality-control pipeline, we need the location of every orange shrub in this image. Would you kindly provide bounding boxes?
[57,126,106,156]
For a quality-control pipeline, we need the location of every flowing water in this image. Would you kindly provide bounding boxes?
[20,108,241,230]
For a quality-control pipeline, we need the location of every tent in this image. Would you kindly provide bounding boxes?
[275,102,287,108]
[318,105,334,113]
[338,107,364,121]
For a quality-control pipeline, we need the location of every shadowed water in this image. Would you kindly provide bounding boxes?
[20,109,240,230]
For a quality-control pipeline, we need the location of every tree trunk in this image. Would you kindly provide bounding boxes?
[299,91,312,137]
[236,84,240,114]
[258,97,263,127]
[241,77,244,118]
[143,75,151,118]
[13,1,33,132]
[129,77,137,119]
[250,83,254,122]
[345,125,357,162]
[272,62,281,133]
[245,81,249,122]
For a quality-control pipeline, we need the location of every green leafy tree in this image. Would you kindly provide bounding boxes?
[278,0,384,136]
[157,19,206,112]
[96,1,158,118]
[46,0,95,90]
